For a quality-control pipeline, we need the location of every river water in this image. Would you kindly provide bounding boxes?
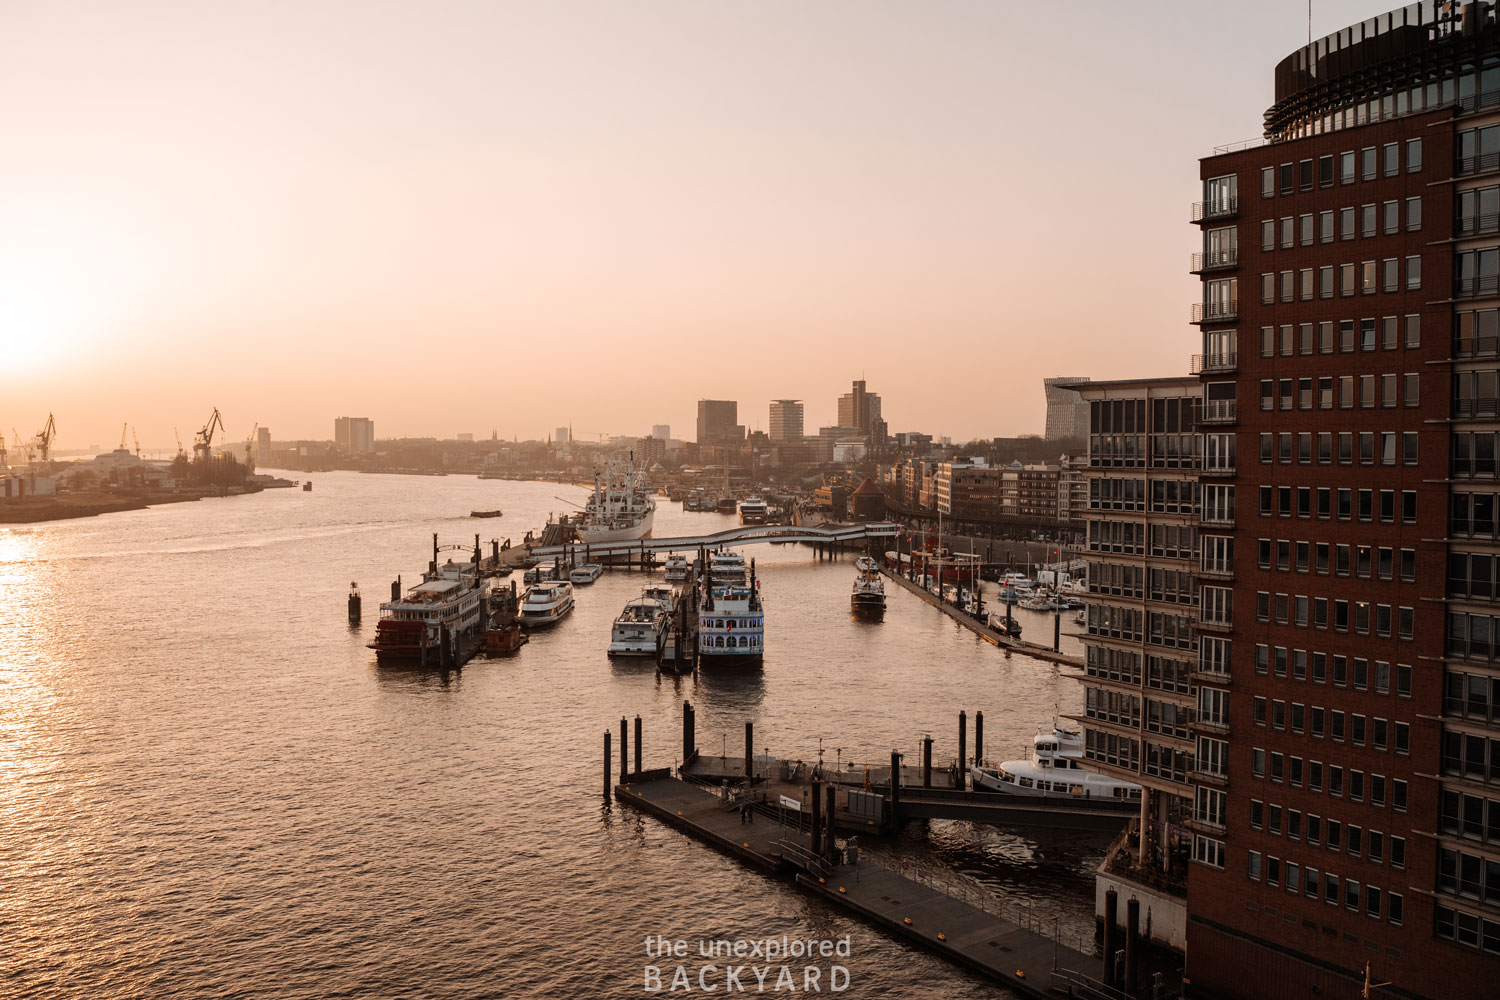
[0,472,1097,999]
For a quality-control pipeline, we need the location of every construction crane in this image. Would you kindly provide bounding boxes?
[34,413,56,463]
[174,428,185,460]
[244,423,258,471]
[119,422,129,451]
[193,408,225,464]
[133,427,141,459]
[0,430,7,471]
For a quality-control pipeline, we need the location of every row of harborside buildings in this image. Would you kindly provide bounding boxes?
[1065,5,1500,998]
[882,455,1090,524]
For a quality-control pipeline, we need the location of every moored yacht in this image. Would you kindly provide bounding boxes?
[607,594,668,657]
[970,728,1141,809]
[663,553,689,582]
[641,584,677,616]
[518,581,575,628]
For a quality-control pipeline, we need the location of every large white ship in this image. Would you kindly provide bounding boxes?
[577,454,656,544]
[697,550,764,667]
[970,728,1141,810]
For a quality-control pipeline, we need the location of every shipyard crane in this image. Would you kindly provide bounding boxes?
[119,423,129,451]
[174,428,185,460]
[193,408,225,464]
[133,427,141,459]
[34,413,56,463]
[244,423,258,471]
[0,430,7,471]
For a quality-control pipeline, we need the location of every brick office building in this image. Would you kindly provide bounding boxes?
[1185,4,1498,996]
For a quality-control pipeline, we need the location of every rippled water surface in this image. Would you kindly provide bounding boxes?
[0,473,1097,998]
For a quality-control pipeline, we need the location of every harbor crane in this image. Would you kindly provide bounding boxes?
[119,423,129,451]
[133,427,141,460]
[11,428,33,467]
[0,430,7,471]
[244,423,258,471]
[193,408,225,464]
[33,413,56,463]
[174,428,185,460]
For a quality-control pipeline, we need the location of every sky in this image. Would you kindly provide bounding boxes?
[0,0,1391,452]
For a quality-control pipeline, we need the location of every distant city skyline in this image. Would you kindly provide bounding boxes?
[1,1,1385,450]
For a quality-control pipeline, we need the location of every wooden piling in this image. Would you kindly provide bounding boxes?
[974,710,984,763]
[958,711,967,789]
[604,730,612,797]
[620,717,628,780]
[922,735,933,788]
[888,750,901,827]
[825,783,836,851]
[810,779,822,856]
[744,721,754,784]
[1102,889,1119,986]
[1125,897,1140,994]
[634,715,642,775]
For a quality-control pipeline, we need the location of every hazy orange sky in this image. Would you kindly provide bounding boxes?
[1,1,1388,452]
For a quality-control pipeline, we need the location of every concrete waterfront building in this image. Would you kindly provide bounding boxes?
[768,400,803,443]
[1069,377,1203,955]
[695,400,741,445]
[1000,461,1061,521]
[256,426,271,467]
[1043,377,1091,439]
[334,417,374,454]
[1183,5,1497,996]
[651,424,670,441]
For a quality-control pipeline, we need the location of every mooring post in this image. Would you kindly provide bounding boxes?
[825,783,836,853]
[604,730,612,798]
[974,710,984,763]
[889,750,901,827]
[958,710,968,789]
[634,715,642,775]
[1125,897,1140,995]
[744,721,754,784]
[1103,889,1119,987]
[620,717,628,780]
[810,779,823,856]
[922,735,933,788]
[1054,610,1061,651]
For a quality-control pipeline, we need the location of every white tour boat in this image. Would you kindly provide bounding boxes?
[607,594,668,657]
[738,496,769,525]
[970,728,1141,810]
[577,454,656,544]
[518,581,575,628]
[698,549,764,667]
[641,584,677,616]
[570,563,604,585]
[663,553,690,582]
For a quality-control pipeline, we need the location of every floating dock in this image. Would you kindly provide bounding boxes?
[614,772,1102,998]
[882,567,1084,670]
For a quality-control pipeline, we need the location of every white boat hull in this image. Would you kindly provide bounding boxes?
[577,506,655,544]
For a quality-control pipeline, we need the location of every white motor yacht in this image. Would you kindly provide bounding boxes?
[518,581,575,628]
[970,728,1141,809]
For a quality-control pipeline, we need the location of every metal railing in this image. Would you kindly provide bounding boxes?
[1455,274,1500,298]
[1199,462,1236,478]
[1198,399,1237,423]
[1190,197,1238,223]
[1454,335,1500,358]
[1190,302,1238,323]
[1199,509,1235,527]
[1454,396,1500,419]
[1457,212,1500,238]
[1188,352,1237,374]
[856,852,1097,956]
[1197,562,1234,580]
[1190,248,1239,273]
[1458,151,1500,177]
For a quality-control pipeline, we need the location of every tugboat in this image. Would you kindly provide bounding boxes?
[850,555,885,618]
[970,728,1141,810]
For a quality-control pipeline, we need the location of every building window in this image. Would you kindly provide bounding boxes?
[1407,137,1422,173]
[1261,165,1275,198]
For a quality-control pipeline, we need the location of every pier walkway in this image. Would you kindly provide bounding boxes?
[615,773,1099,997]
[519,521,899,562]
